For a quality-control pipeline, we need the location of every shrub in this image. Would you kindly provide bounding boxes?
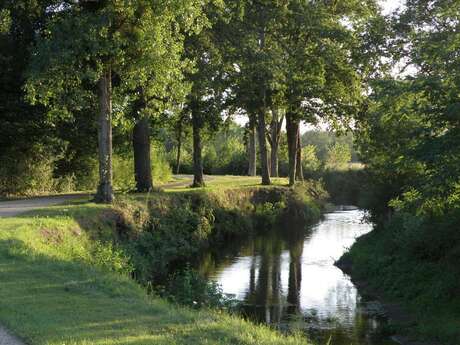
[159,265,237,310]
[117,185,323,285]
[0,145,57,196]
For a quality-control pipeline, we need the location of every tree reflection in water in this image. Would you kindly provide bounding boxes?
[198,210,398,345]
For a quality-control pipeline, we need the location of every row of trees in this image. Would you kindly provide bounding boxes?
[0,0,384,203]
[165,123,356,177]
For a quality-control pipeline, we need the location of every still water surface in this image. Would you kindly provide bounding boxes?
[198,209,398,345]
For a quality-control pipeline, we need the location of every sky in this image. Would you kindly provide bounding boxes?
[381,0,405,14]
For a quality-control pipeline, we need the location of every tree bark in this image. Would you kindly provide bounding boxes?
[295,126,304,181]
[95,67,114,203]
[192,110,205,187]
[133,117,153,192]
[257,24,270,185]
[257,109,271,185]
[270,143,278,177]
[269,109,284,177]
[286,113,298,186]
[175,117,182,175]
[248,114,257,176]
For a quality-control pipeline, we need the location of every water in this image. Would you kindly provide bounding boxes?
[198,209,398,345]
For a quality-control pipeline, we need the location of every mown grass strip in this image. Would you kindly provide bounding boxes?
[0,182,312,345]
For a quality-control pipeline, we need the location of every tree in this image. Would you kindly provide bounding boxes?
[0,1,69,196]
[325,142,352,170]
[354,0,460,220]
[174,109,189,175]
[224,1,289,185]
[0,9,11,33]
[247,114,257,176]
[278,0,378,185]
[267,108,284,177]
[183,3,229,188]
[26,1,205,202]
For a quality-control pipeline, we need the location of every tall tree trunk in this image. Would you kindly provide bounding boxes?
[286,113,298,186]
[175,118,182,175]
[270,141,278,177]
[257,25,270,185]
[295,126,303,181]
[95,67,114,203]
[248,114,257,176]
[269,109,284,177]
[257,108,271,185]
[192,110,205,187]
[133,117,153,192]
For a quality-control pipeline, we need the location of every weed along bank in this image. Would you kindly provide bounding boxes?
[0,182,326,345]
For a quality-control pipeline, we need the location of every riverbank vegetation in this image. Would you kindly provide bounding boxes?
[0,180,323,345]
[2,0,459,344]
[338,2,460,343]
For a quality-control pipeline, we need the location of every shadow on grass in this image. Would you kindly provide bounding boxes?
[0,237,303,345]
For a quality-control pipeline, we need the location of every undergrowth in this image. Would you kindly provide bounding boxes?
[339,209,460,344]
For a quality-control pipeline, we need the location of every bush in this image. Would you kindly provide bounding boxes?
[341,206,460,343]
[0,145,58,196]
[124,197,214,282]
[116,185,323,284]
[322,167,366,206]
[158,265,237,310]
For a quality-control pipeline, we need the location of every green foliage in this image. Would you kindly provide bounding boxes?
[0,144,87,196]
[159,265,237,310]
[114,145,173,192]
[203,124,247,175]
[254,201,286,228]
[301,145,321,173]
[322,168,366,206]
[0,202,314,345]
[117,185,323,283]
[126,197,214,282]
[342,208,460,343]
[0,146,55,196]
[325,142,352,170]
[340,3,460,343]
[0,9,11,33]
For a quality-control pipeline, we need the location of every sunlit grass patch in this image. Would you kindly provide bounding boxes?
[0,189,312,345]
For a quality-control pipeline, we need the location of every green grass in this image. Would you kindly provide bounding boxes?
[164,175,289,192]
[0,186,312,345]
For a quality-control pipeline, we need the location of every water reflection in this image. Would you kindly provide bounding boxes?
[198,209,398,345]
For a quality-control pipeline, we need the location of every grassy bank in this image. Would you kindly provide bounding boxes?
[0,180,324,345]
[338,210,460,345]
[117,182,324,284]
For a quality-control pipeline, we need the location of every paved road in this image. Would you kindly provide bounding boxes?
[0,194,88,218]
[0,326,24,345]
[0,175,212,218]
